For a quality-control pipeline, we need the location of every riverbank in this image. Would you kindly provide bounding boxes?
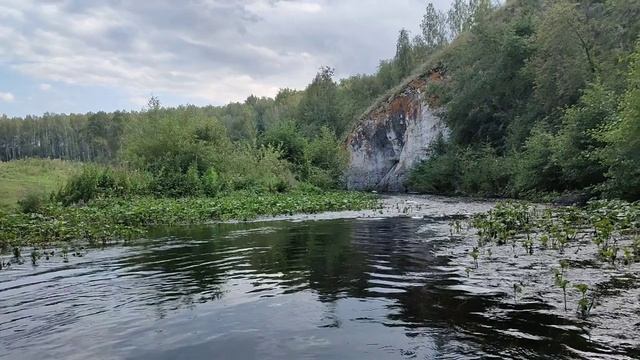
[0,159,79,210]
[0,191,378,251]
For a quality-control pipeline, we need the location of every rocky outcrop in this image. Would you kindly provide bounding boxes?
[345,71,448,192]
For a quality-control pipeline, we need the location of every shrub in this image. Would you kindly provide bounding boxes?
[18,193,46,214]
[261,120,307,167]
[511,126,563,195]
[217,145,296,193]
[409,139,510,197]
[302,127,348,189]
[598,42,640,200]
[457,145,511,197]
[552,82,617,189]
[408,146,458,194]
[201,168,222,197]
[56,165,150,205]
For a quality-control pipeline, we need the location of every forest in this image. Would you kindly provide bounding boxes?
[1,0,640,204]
[408,0,640,201]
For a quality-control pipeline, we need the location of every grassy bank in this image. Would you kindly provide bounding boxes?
[0,159,78,210]
[0,191,378,250]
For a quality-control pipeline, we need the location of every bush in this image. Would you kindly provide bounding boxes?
[18,193,46,214]
[457,145,511,196]
[302,127,348,189]
[201,168,222,197]
[261,120,307,167]
[551,82,616,189]
[56,165,150,205]
[217,145,296,193]
[598,43,640,200]
[408,140,510,197]
[408,145,458,194]
[510,126,563,195]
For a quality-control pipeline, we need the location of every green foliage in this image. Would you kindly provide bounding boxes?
[511,126,562,195]
[528,1,596,112]
[408,137,458,194]
[442,2,536,147]
[17,193,45,214]
[55,164,151,205]
[121,107,228,176]
[409,139,511,197]
[297,66,341,136]
[216,145,296,193]
[598,41,640,200]
[552,83,617,189]
[421,3,448,50]
[303,127,348,189]
[395,29,414,80]
[466,200,639,314]
[261,120,307,167]
[0,191,378,249]
[409,0,640,201]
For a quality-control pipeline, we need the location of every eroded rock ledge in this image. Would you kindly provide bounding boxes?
[345,71,448,192]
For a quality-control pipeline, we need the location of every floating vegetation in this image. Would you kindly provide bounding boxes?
[574,283,594,319]
[458,200,640,318]
[0,191,378,262]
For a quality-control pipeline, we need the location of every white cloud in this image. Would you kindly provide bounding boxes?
[0,92,15,102]
[39,83,52,91]
[0,0,452,110]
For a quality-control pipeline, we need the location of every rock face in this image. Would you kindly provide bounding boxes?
[345,71,448,192]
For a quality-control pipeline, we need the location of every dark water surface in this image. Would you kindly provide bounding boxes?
[0,217,634,359]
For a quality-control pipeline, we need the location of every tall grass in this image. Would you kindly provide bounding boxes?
[0,159,79,210]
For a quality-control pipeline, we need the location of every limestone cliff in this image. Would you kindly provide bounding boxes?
[345,71,448,192]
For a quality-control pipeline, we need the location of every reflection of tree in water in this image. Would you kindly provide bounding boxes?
[120,218,613,358]
[122,220,427,307]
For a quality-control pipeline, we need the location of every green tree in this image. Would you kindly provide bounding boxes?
[303,127,349,189]
[528,0,597,113]
[421,3,448,49]
[297,66,341,136]
[553,82,617,189]
[600,42,640,199]
[395,29,413,79]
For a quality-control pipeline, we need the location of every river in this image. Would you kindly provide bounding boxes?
[1,196,638,359]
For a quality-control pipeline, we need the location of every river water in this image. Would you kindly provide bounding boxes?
[1,196,638,359]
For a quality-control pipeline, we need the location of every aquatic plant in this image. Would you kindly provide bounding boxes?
[599,246,618,265]
[450,219,463,235]
[522,237,534,255]
[0,258,10,270]
[574,283,593,318]
[0,191,378,248]
[623,247,634,265]
[539,234,549,249]
[513,282,523,303]
[464,199,640,321]
[593,218,614,250]
[30,248,40,266]
[554,261,571,312]
[470,247,480,269]
[61,246,69,263]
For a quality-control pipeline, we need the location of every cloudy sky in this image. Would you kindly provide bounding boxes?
[0,0,451,117]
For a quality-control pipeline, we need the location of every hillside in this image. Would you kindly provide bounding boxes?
[348,0,640,200]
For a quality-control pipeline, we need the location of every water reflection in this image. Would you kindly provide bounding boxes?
[0,218,635,359]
